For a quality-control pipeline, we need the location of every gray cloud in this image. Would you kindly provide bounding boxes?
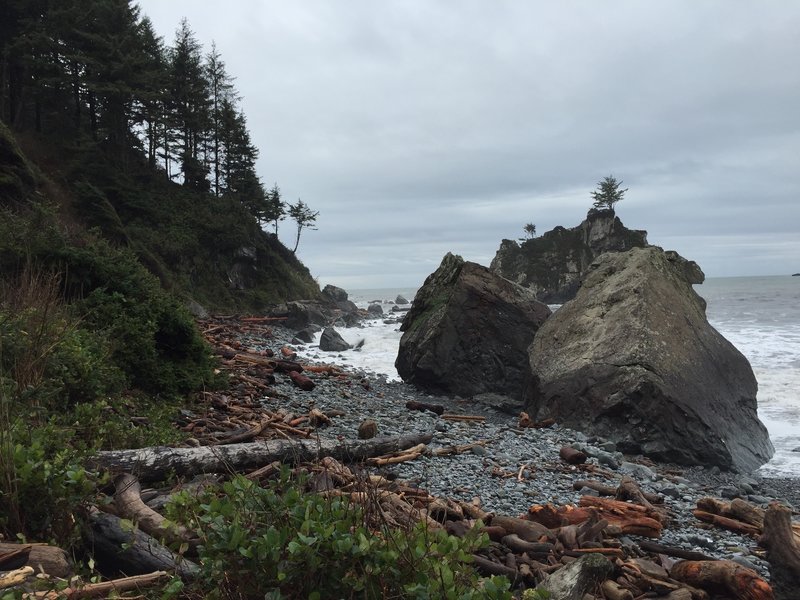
[138,0,800,288]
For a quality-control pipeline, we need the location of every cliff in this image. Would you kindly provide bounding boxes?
[490,209,648,303]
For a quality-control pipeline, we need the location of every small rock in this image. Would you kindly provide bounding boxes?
[358,419,378,439]
[619,461,657,481]
[367,303,383,316]
[395,294,409,305]
[719,485,740,499]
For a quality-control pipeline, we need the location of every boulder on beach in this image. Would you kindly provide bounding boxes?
[367,303,383,316]
[395,294,409,305]
[396,253,551,399]
[526,246,774,472]
[319,327,351,352]
[321,284,349,303]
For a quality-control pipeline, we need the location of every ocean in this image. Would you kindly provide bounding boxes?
[312,277,799,477]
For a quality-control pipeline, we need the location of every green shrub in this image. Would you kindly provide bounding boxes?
[0,421,97,545]
[167,473,512,599]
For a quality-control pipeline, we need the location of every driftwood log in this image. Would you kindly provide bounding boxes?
[113,474,198,548]
[0,542,72,578]
[85,509,199,579]
[91,432,434,483]
[759,502,800,600]
[670,559,774,600]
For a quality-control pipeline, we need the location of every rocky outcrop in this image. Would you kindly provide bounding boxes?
[526,246,773,472]
[490,209,648,303]
[396,253,551,399]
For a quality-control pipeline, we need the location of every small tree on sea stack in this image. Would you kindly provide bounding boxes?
[591,175,628,211]
[519,222,537,242]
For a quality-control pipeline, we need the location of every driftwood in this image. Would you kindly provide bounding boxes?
[113,474,198,548]
[0,543,72,578]
[670,559,774,600]
[405,400,445,415]
[85,509,199,579]
[692,509,761,536]
[0,566,34,590]
[288,370,315,391]
[637,540,717,562]
[572,479,663,504]
[559,446,587,465]
[91,432,434,483]
[440,414,485,422]
[31,571,169,599]
[759,502,800,600]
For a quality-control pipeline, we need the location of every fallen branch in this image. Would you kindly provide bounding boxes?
[440,414,485,422]
[31,571,169,599]
[0,543,71,578]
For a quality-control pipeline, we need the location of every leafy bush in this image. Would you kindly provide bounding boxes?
[167,474,513,599]
[0,420,97,545]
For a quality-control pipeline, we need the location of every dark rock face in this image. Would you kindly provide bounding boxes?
[396,253,551,399]
[322,284,349,303]
[320,327,351,352]
[490,208,648,303]
[526,246,773,472]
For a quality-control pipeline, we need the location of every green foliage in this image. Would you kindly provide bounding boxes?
[591,175,628,210]
[0,419,98,545]
[167,473,513,599]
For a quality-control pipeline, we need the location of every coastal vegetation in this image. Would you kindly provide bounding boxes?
[0,2,517,597]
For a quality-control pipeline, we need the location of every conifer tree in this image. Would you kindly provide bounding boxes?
[205,42,235,197]
[591,175,627,211]
[168,18,210,190]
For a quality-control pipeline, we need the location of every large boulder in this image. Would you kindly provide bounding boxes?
[490,208,648,302]
[319,327,351,352]
[396,253,551,399]
[526,246,773,472]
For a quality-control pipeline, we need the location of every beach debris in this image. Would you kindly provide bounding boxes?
[358,418,378,439]
[405,399,446,415]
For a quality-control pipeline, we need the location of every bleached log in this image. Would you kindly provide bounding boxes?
[91,432,434,483]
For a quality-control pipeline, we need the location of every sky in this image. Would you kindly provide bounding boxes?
[137,1,800,289]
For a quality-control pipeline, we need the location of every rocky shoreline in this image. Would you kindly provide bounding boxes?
[242,321,799,583]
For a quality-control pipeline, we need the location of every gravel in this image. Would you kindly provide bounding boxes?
[244,324,798,579]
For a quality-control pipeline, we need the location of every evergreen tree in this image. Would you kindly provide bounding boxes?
[591,175,627,211]
[265,183,286,237]
[134,15,168,170]
[287,199,318,253]
[205,42,235,197]
[168,18,210,190]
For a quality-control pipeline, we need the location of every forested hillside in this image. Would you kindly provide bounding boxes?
[1,0,319,309]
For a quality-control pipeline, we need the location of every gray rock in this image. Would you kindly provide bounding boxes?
[185,299,209,318]
[490,208,649,303]
[619,462,657,481]
[720,486,740,499]
[395,294,409,305]
[322,284,349,303]
[319,327,352,352]
[367,303,383,316]
[396,253,551,399]
[293,328,315,343]
[527,246,773,472]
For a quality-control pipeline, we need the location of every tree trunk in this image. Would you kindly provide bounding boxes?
[91,432,434,483]
[670,560,773,600]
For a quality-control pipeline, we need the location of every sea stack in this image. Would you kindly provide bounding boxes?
[526,246,774,472]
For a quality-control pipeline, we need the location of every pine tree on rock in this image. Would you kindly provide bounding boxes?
[288,199,319,253]
[591,175,628,211]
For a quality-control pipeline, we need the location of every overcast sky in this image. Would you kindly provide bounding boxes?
[138,1,800,289]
